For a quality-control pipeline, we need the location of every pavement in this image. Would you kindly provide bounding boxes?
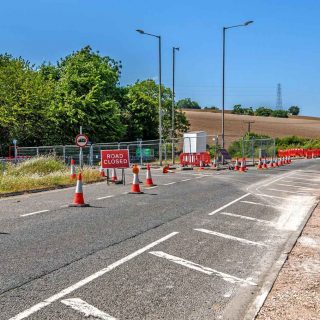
[0,159,319,320]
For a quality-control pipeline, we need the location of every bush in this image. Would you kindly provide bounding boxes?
[232,105,254,115]
[272,110,288,118]
[255,107,273,117]
[288,106,300,115]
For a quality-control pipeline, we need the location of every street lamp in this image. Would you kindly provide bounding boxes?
[221,20,253,150]
[136,29,163,165]
[172,46,179,164]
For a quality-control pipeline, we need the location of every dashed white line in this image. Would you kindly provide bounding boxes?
[8,232,179,320]
[149,251,256,286]
[219,212,274,225]
[208,193,250,215]
[145,186,158,189]
[195,228,268,247]
[61,298,116,320]
[20,209,50,217]
[181,179,191,182]
[163,182,176,185]
[96,195,115,200]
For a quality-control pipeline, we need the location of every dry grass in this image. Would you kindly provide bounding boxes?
[184,109,320,146]
[0,156,103,194]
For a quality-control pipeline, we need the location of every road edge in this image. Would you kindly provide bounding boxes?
[242,198,319,320]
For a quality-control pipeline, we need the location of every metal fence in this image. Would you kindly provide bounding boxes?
[11,135,276,166]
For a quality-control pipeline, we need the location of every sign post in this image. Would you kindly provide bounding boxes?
[75,127,88,169]
[13,139,17,163]
[101,149,130,185]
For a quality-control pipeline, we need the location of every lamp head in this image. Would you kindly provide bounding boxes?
[136,29,145,34]
[243,20,254,26]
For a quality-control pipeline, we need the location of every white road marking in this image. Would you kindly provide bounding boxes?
[163,182,176,185]
[267,188,309,195]
[149,251,256,286]
[60,205,68,208]
[282,180,318,187]
[96,195,115,200]
[8,232,179,320]
[145,186,158,189]
[208,193,250,215]
[276,183,315,190]
[181,179,191,182]
[240,200,282,209]
[195,228,267,247]
[20,209,50,217]
[219,212,274,225]
[254,193,287,200]
[61,298,116,320]
[290,176,320,182]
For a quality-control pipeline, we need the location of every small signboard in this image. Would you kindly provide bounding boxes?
[75,134,89,147]
[101,150,130,169]
[219,148,232,160]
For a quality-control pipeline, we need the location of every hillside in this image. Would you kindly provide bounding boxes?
[183,109,320,146]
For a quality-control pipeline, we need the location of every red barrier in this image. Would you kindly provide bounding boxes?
[179,152,211,167]
[278,148,320,158]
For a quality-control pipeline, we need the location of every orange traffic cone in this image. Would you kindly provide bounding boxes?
[234,158,240,171]
[239,158,247,172]
[70,158,76,180]
[273,157,278,167]
[130,165,143,194]
[69,173,89,207]
[262,158,268,169]
[99,167,105,177]
[145,164,156,187]
[257,158,263,170]
[111,168,118,182]
[269,158,274,168]
[163,165,169,174]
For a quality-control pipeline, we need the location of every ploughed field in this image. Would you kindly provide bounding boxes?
[184,109,320,146]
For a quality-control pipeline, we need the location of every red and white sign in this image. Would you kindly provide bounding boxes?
[75,134,89,147]
[101,150,130,169]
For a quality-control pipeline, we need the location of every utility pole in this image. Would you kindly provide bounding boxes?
[172,47,179,164]
[244,120,255,133]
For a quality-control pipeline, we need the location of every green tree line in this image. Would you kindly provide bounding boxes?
[0,46,190,155]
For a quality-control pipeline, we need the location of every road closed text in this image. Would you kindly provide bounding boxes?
[101,150,130,169]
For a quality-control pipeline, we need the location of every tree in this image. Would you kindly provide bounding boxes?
[176,98,201,109]
[272,110,288,118]
[204,106,219,110]
[255,107,273,117]
[232,104,254,115]
[123,80,190,141]
[46,46,126,144]
[288,106,300,115]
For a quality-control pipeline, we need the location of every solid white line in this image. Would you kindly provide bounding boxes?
[20,210,50,217]
[9,232,179,320]
[149,251,256,286]
[276,183,314,190]
[208,193,250,215]
[219,212,274,225]
[163,182,176,185]
[240,200,281,209]
[195,228,267,247]
[267,188,309,195]
[61,298,116,320]
[281,180,318,187]
[96,195,115,200]
[254,193,287,200]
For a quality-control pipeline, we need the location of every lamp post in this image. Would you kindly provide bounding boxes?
[221,20,253,151]
[136,29,163,165]
[172,46,179,164]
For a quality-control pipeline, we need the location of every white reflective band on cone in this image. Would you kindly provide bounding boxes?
[75,179,83,193]
[133,173,139,185]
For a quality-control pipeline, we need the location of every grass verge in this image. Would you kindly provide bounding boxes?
[0,156,103,195]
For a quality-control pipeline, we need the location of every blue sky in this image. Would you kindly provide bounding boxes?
[1,0,320,115]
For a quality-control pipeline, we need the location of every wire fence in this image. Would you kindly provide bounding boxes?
[5,135,276,166]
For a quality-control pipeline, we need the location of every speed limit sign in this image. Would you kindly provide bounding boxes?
[75,134,89,147]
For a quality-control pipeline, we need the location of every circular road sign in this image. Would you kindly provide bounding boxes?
[75,134,89,147]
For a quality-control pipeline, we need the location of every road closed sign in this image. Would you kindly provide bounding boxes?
[101,150,130,169]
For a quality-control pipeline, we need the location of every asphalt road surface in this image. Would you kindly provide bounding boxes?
[0,159,319,320]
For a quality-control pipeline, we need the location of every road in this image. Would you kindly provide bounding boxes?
[0,159,319,320]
